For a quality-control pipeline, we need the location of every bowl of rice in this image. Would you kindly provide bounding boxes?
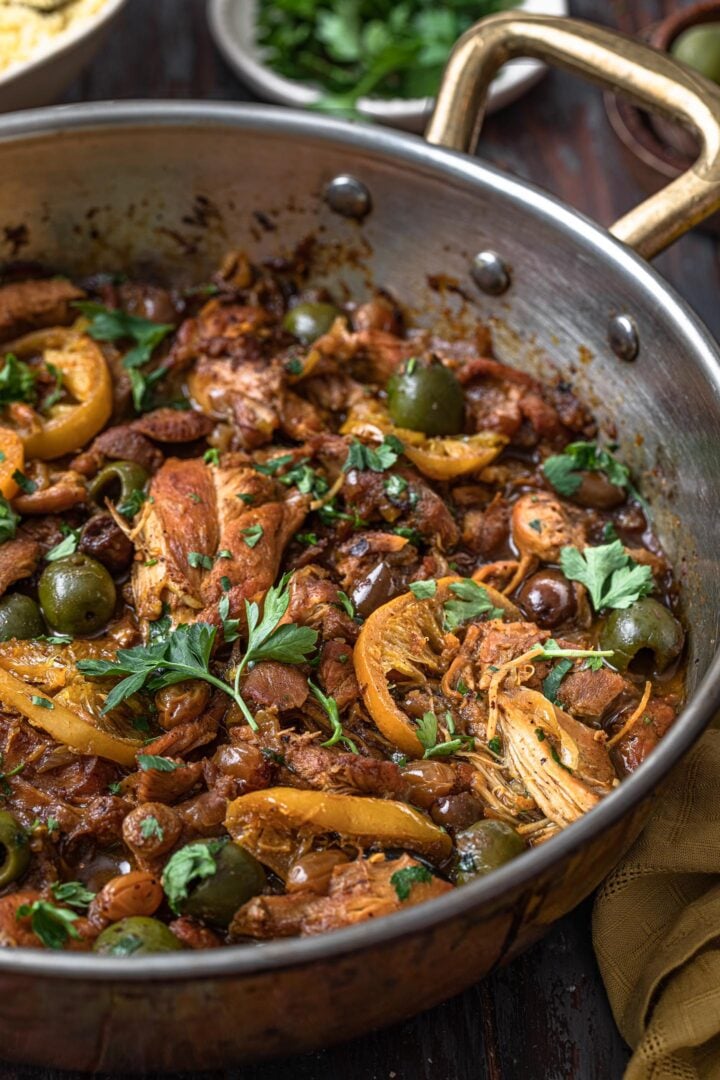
[0,0,128,112]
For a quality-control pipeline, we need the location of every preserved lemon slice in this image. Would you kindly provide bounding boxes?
[354,577,517,757]
[226,787,452,866]
[0,429,24,499]
[341,399,507,480]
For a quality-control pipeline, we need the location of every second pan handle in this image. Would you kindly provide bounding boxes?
[425,12,720,259]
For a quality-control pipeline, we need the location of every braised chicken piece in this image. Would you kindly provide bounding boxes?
[0,251,685,952]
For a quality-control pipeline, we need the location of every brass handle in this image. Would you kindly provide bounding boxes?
[426,12,720,259]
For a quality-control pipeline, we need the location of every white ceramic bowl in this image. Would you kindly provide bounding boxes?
[0,0,128,113]
[208,0,569,132]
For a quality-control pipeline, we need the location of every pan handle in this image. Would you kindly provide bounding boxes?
[426,12,720,260]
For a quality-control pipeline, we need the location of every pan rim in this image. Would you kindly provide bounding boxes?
[0,100,717,981]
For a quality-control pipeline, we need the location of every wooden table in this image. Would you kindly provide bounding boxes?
[5,1,709,1077]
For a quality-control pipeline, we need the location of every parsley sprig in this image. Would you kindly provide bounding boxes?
[0,353,36,407]
[415,710,473,759]
[78,576,317,732]
[343,435,403,473]
[309,680,358,753]
[560,541,653,612]
[0,496,19,544]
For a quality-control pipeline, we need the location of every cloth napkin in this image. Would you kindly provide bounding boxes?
[593,730,720,1080]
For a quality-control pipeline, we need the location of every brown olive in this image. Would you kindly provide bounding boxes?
[516,569,577,628]
[430,792,485,829]
[286,849,349,894]
[351,561,395,618]
[79,513,134,575]
[352,295,402,335]
[401,760,457,810]
[570,471,626,510]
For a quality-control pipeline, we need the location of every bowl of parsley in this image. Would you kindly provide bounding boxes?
[208,0,568,130]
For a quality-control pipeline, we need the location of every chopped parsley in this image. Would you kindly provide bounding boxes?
[408,579,437,599]
[543,441,630,498]
[74,301,173,412]
[415,710,473,759]
[30,695,54,709]
[337,590,355,618]
[241,524,264,548]
[12,470,36,494]
[384,473,408,500]
[140,815,165,841]
[50,881,94,910]
[45,524,80,562]
[0,353,36,406]
[117,488,147,519]
[16,899,82,950]
[541,658,573,704]
[161,838,226,913]
[487,736,502,755]
[390,864,433,902]
[203,448,220,466]
[188,551,213,570]
[137,755,181,773]
[343,434,404,473]
[0,496,18,543]
[443,579,504,632]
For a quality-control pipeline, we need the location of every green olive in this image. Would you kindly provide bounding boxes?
[38,553,117,636]
[671,24,720,85]
[386,359,465,435]
[0,810,30,888]
[0,594,45,642]
[282,302,342,344]
[93,916,183,956]
[88,460,148,514]
[171,840,266,927]
[600,597,684,673]
[453,820,526,885]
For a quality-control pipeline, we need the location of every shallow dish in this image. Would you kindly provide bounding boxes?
[207,0,569,131]
[0,0,128,113]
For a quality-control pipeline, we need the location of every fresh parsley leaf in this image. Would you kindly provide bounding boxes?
[409,579,437,599]
[394,526,422,544]
[50,881,94,910]
[203,448,220,466]
[241,524,264,548]
[443,579,503,631]
[543,441,630,497]
[12,470,36,494]
[188,551,213,570]
[253,454,294,476]
[42,362,64,412]
[487,736,502,755]
[309,680,358,753]
[30,695,54,709]
[117,488,147,520]
[337,590,355,618]
[136,754,181,773]
[237,492,255,504]
[390,864,433,902]
[161,838,226,913]
[384,473,408,500]
[16,899,81,949]
[0,496,18,543]
[584,655,606,671]
[542,658,573,704]
[560,541,653,611]
[218,593,240,643]
[296,531,319,546]
[342,435,403,473]
[414,710,470,759]
[0,353,36,407]
[45,527,80,562]
[74,301,172,412]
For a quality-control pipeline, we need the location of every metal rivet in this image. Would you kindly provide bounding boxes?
[324,175,372,219]
[471,251,511,296]
[608,314,639,361]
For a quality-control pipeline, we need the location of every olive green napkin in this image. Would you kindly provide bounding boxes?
[593,730,720,1080]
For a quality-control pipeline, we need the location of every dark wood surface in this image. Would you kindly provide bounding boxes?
[3,2,712,1077]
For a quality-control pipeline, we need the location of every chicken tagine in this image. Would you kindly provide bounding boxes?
[0,250,685,953]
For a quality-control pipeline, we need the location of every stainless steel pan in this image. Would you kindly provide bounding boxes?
[0,13,719,1071]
